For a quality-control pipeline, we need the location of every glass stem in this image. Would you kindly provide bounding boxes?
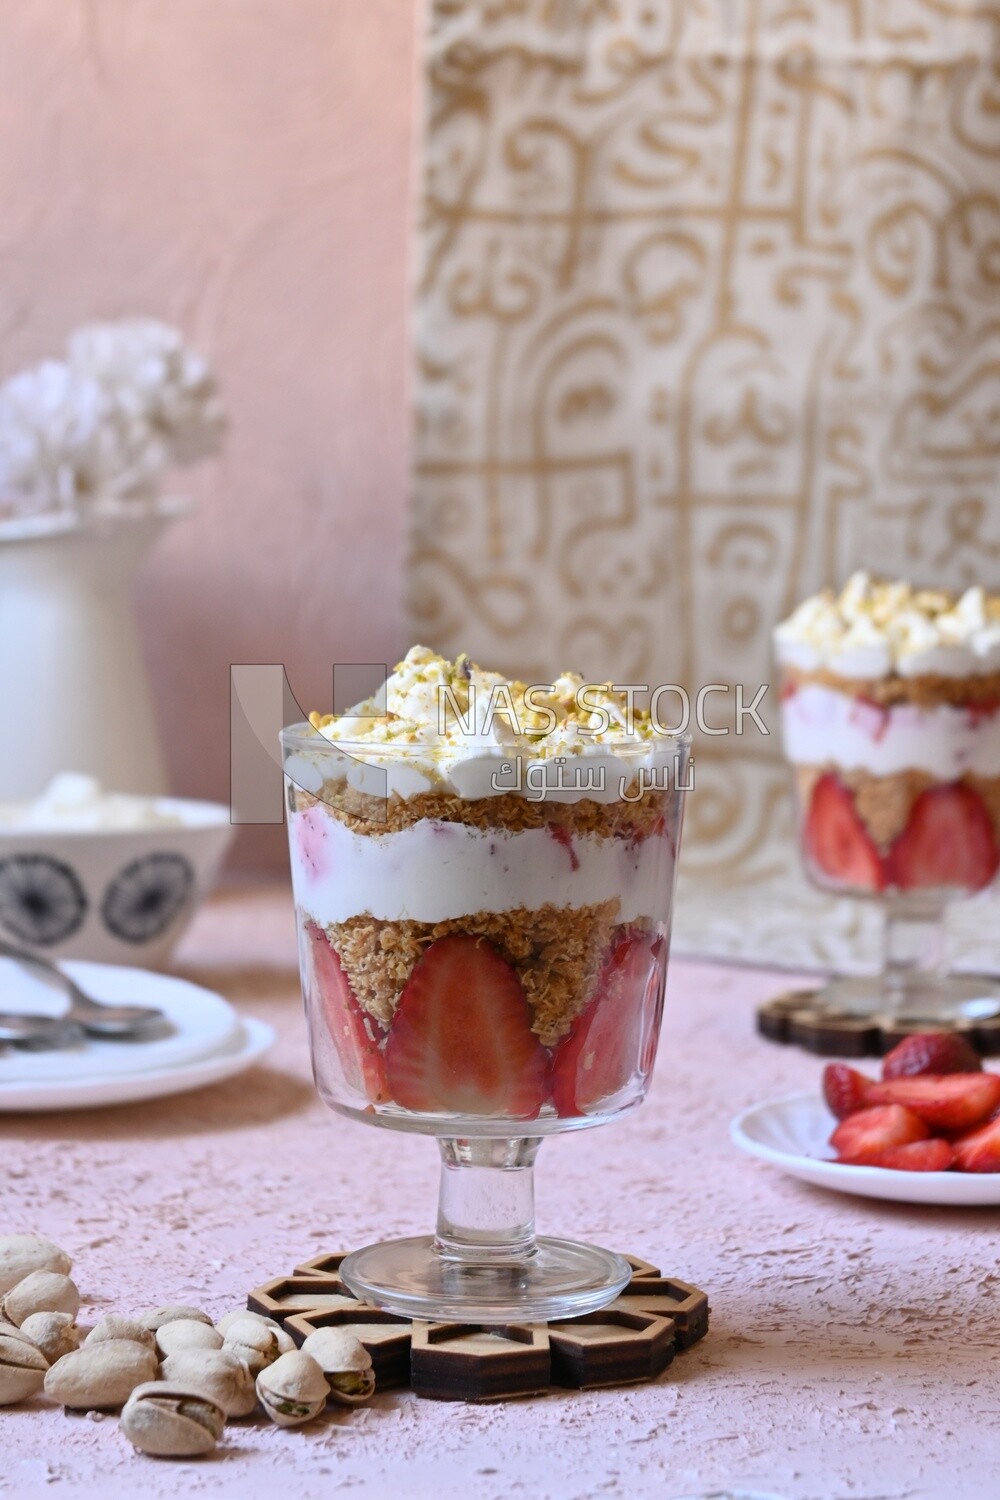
[882,895,948,1012]
[435,1137,541,1265]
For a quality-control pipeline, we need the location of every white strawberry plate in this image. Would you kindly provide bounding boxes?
[730,1091,1000,1206]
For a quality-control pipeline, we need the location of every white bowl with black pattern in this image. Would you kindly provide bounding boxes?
[0,798,233,967]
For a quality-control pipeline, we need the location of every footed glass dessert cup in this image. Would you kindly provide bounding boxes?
[282,724,689,1323]
[779,663,1000,1026]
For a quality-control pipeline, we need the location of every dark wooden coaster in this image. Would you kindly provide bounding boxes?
[247,1253,709,1404]
[757,989,1000,1058]
[247,1274,360,1319]
[411,1323,550,1402]
[547,1308,673,1390]
[293,1252,351,1277]
[622,1254,661,1280]
[613,1276,709,1351]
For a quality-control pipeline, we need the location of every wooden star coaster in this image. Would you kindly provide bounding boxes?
[247,1274,359,1319]
[757,989,1000,1058]
[411,1324,550,1402]
[547,1307,674,1390]
[247,1252,709,1404]
[613,1276,709,1351]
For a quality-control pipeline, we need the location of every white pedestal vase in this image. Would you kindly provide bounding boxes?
[0,503,182,800]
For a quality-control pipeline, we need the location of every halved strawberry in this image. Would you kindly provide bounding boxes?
[550,932,665,1118]
[830,1104,929,1161]
[882,1031,982,1080]
[864,1073,1000,1132]
[951,1113,1000,1173]
[304,921,388,1103]
[840,1139,955,1172]
[804,775,885,891]
[886,784,999,893]
[822,1063,872,1120]
[384,935,547,1118]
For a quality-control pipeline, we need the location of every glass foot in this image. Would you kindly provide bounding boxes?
[818,973,1000,1025]
[340,1235,631,1323]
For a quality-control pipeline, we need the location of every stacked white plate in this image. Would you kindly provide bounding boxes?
[0,958,274,1111]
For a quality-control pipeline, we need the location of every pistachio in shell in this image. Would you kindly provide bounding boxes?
[19,1311,80,1364]
[255,1350,329,1427]
[85,1316,156,1354]
[0,1326,49,1405]
[222,1316,279,1375]
[44,1339,157,1411]
[300,1328,375,1405]
[160,1348,257,1419]
[0,1236,71,1298]
[2,1271,80,1327]
[216,1309,294,1353]
[120,1381,225,1458]
[155,1319,223,1358]
[137,1305,212,1333]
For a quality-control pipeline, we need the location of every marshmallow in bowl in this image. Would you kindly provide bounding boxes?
[0,774,187,832]
[774,572,1000,678]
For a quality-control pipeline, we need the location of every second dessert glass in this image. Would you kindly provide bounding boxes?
[282,725,689,1323]
[779,667,1000,1023]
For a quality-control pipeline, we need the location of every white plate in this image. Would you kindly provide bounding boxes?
[730,1091,1000,1206]
[0,1017,275,1111]
[0,959,242,1082]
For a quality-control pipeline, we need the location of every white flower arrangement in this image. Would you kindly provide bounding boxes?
[0,318,225,525]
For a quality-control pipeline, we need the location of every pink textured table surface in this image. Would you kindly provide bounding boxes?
[2,885,997,1500]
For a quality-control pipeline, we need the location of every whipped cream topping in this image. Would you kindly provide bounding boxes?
[293,646,681,803]
[0,773,187,832]
[774,572,1000,679]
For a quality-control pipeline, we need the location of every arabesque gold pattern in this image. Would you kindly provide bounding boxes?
[409,0,1000,889]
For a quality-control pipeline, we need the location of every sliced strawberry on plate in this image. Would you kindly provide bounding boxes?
[305,920,388,1104]
[830,1103,929,1161]
[951,1113,1000,1173]
[840,1139,955,1172]
[886,784,1000,893]
[550,931,665,1118]
[384,935,548,1118]
[804,774,885,892]
[864,1073,1000,1132]
[822,1063,872,1120]
[882,1031,982,1080]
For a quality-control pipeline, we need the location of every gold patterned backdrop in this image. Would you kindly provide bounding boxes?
[408,0,1000,904]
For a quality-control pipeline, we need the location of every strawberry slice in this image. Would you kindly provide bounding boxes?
[550,932,665,1118]
[304,920,388,1104]
[882,1031,982,1080]
[864,1073,1000,1132]
[886,784,999,893]
[840,1139,955,1172]
[830,1104,929,1161]
[804,775,885,892]
[384,935,547,1118]
[822,1063,873,1120]
[952,1113,1000,1173]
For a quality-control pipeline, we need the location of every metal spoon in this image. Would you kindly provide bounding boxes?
[0,1012,87,1048]
[0,938,167,1037]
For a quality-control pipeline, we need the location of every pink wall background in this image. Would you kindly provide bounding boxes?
[1,0,419,869]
